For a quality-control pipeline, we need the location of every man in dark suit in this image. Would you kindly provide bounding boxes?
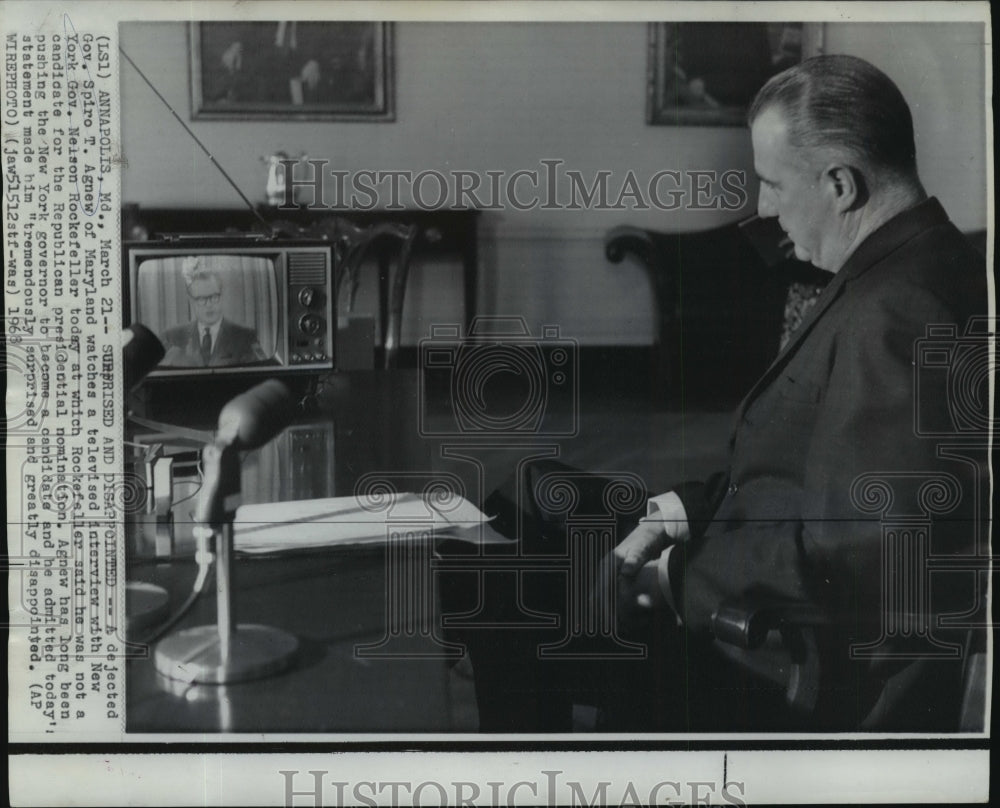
[451,55,988,732]
[161,267,266,367]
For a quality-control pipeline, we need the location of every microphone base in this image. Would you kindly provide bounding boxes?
[154,624,299,684]
[126,582,171,637]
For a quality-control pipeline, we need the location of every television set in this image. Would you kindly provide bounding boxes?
[124,238,336,421]
[125,238,335,377]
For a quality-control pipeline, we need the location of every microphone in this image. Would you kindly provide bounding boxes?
[215,379,296,450]
[154,376,302,682]
[123,324,166,391]
[195,380,296,525]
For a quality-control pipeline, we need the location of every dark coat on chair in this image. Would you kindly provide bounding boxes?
[161,318,266,367]
[672,197,988,729]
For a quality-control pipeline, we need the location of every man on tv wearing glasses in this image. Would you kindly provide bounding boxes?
[161,261,267,368]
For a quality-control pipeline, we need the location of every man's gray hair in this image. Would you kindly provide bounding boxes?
[185,268,223,292]
[748,54,917,178]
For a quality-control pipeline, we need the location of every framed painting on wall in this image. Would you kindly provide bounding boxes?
[189,21,394,121]
[647,22,821,126]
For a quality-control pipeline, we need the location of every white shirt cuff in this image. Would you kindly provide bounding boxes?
[644,491,691,542]
[656,545,683,623]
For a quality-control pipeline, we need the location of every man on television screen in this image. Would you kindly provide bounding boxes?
[160,261,267,367]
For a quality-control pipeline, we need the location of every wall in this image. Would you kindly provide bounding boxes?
[824,22,987,232]
[120,22,988,345]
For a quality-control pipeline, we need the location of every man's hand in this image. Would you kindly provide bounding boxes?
[591,520,669,633]
[614,519,669,579]
[161,345,186,367]
[618,559,667,631]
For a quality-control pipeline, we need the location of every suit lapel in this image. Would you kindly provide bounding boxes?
[736,268,846,416]
[734,198,950,421]
[214,319,229,360]
[186,323,202,360]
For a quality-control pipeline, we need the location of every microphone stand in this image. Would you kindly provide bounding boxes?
[153,438,298,684]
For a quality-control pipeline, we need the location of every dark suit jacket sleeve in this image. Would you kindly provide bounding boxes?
[161,324,187,346]
[160,324,196,366]
[231,323,266,363]
[673,474,730,538]
[674,283,971,635]
[215,321,267,364]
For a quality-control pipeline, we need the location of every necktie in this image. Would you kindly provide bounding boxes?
[201,327,212,365]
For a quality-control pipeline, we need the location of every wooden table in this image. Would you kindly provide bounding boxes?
[125,371,472,734]
[124,370,734,734]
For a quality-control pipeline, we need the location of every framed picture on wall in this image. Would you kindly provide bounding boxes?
[189,21,394,121]
[647,22,820,126]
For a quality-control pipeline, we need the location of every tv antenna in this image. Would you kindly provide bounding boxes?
[119,46,276,237]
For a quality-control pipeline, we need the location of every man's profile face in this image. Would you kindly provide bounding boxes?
[188,276,223,327]
[751,106,838,271]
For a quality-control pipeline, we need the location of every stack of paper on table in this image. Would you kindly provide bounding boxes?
[234,492,509,554]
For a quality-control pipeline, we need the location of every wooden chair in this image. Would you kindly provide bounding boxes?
[710,593,987,732]
[605,217,829,407]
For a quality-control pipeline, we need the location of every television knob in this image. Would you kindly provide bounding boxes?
[298,314,323,336]
[298,287,317,308]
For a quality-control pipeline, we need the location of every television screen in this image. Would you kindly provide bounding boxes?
[125,240,334,404]
[134,253,280,369]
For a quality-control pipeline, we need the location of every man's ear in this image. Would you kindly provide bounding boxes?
[823,164,866,211]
